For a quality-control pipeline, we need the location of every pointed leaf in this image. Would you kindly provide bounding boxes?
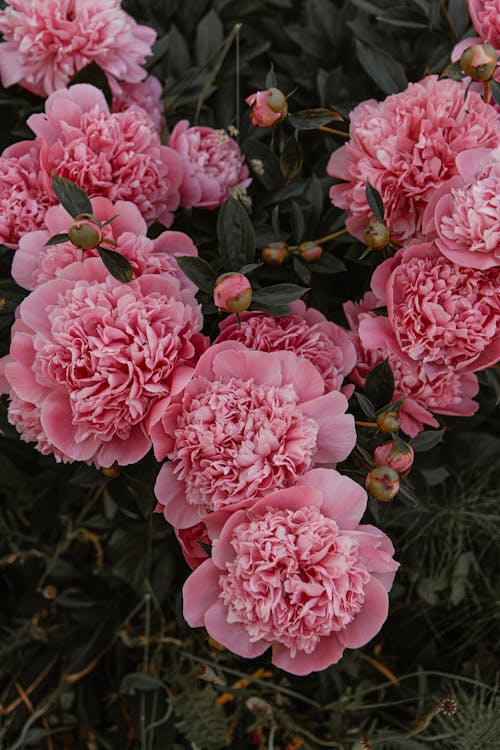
[97,247,133,283]
[45,233,70,246]
[365,181,384,222]
[280,133,303,182]
[101,215,119,228]
[288,108,343,130]
[491,79,500,105]
[439,60,464,81]
[266,63,277,89]
[354,392,376,419]
[69,60,113,107]
[175,255,217,294]
[364,359,394,409]
[410,429,446,452]
[252,283,307,308]
[217,196,256,270]
[51,173,93,218]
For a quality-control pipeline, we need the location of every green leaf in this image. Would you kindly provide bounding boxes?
[364,359,394,409]
[120,673,163,695]
[439,60,464,81]
[280,133,303,182]
[288,108,343,130]
[491,79,500,106]
[51,173,93,219]
[101,215,119,228]
[195,8,224,66]
[45,233,70,246]
[195,22,241,121]
[376,6,429,29]
[252,283,308,313]
[365,180,384,222]
[410,429,446,452]
[354,392,376,420]
[175,255,217,294]
[238,262,263,275]
[97,247,133,283]
[69,60,113,107]
[356,40,408,94]
[266,63,277,88]
[310,252,346,274]
[217,196,256,270]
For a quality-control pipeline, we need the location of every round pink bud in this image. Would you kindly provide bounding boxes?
[374,442,414,477]
[299,241,323,262]
[376,410,401,433]
[365,466,400,502]
[245,88,288,128]
[460,43,497,82]
[261,242,289,265]
[364,221,390,249]
[213,272,253,313]
[68,213,103,251]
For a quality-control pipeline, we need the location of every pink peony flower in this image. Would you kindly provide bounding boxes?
[11,196,199,301]
[215,301,356,395]
[151,342,356,528]
[0,140,56,249]
[213,273,253,313]
[168,121,251,210]
[369,241,500,374]
[183,468,399,675]
[27,84,183,227]
[174,521,211,570]
[328,76,500,243]
[5,392,69,461]
[373,442,414,476]
[468,0,500,49]
[344,293,479,437]
[423,147,500,269]
[110,75,165,131]
[245,89,288,128]
[0,0,156,98]
[1,258,206,467]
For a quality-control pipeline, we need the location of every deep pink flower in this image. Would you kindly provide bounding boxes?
[344,293,479,437]
[110,75,165,131]
[183,468,399,675]
[174,521,211,570]
[373,442,414,476]
[369,242,500,374]
[1,258,206,467]
[423,147,500,269]
[215,302,356,395]
[0,140,56,249]
[152,342,356,528]
[11,196,199,301]
[245,89,288,128]
[28,84,183,226]
[328,76,500,243]
[468,0,500,48]
[168,120,251,210]
[0,0,156,98]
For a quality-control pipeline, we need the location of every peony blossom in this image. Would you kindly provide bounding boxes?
[152,342,356,528]
[369,242,500,374]
[11,196,199,301]
[0,140,56,249]
[328,76,500,243]
[174,521,211,570]
[373,442,414,476]
[27,84,183,227]
[245,89,288,128]
[168,121,251,210]
[183,468,399,675]
[110,75,165,131]
[468,0,500,49]
[1,258,206,467]
[215,302,356,395]
[344,293,480,437]
[423,147,500,269]
[213,273,252,313]
[0,0,156,98]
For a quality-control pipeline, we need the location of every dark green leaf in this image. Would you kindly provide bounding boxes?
[97,247,133,283]
[266,63,277,88]
[491,79,500,106]
[288,108,343,130]
[280,133,303,182]
[101,214,119,228]
[292,255,312,285]
[355,392,376,419]
[217,196,256,270]
[252,283,307,309]
[195,9,224,66]
[439,60,464,81]
[175,255,217,294]
[356,40,408,94]
[376,7,429,28]
[120,673,163,695]
[239,262,263,275]
[69,60,113,107]
[410,429,446,452]
[393,432,411,452]
[364,359,394,409]
[310,252,346,274]
[45,233,70,247]
[51,173,93,218]
[195,22,241,121]
[365,180,384,222]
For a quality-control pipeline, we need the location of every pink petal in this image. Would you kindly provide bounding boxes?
[204,599,268,658]
[337,577,389,649]
[154,463,200,528]
[182,559,221,627]
[298,468,367,529]
[272,634,344,675]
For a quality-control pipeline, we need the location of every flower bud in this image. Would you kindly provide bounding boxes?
[298,241,323,262]
[245,88,288,128]
[365,466,400,502]
[460,43,497,82]
[364,221,390,249]
[68,213,102,250]
[376,410,401,433]
[261,241,289,265]
[374,441,414,477]
[214,272,253,313]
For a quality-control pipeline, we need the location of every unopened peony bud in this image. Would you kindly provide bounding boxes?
[460,43,497,82]
[214,272,253,313]
[376,410,401,433]
[68,213,102,250]
[374,441,414,477]
[261,242,289,265]
[364,221,390,249]
[365,466,400,502]
[245,88,288,128]
[299,241,323,262]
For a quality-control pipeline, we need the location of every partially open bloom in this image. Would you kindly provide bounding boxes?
[173,521,211,570]
[0,140,56,249]
[423,147,500,269]
[246,88,288,127]
[28,84,183,227]
[328,76,500,243]
[152,342,356,528]
[299,242,323,262]
[183,468,399,675]
[374,442,414,476]
[468,0,500,49]
[0,0,156,97]
[215,301,356,394]
[213,273,252,313]
[1,258,205,467]
[110,76,165,131]
[168,121,251,210]
[460,42,497,80]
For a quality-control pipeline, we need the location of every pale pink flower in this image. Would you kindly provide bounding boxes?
[373,442,414,476]
[0,140,56,249]
[245,89,288,128]
[423,147,500,269]
[110,75,164,131]
[183,468,399,675]
[344,293,479,437]
[11,196,199,301]
[369,241,500,374]
[168,121,251,210]
[1,258,206,467]
[174,521,211,570]
[0,0,156,98]
[328,76,500,243]
[213,273,252,313]
[5,393,69,462]
[468,0,500,48]
[151,342,356,528]
[215,302,356,395]
[28,84,183,226]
